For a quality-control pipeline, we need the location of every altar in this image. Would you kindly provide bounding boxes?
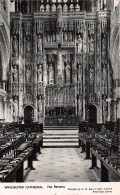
[45,86,77,126]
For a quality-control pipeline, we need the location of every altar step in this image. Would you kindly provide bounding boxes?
[43,126,79,148]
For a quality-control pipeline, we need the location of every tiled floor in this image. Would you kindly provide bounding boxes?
[25,147,100,182]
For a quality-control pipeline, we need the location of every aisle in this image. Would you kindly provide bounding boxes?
[25,148,99,182]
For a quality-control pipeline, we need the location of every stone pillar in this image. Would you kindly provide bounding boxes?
[83,22,87,122]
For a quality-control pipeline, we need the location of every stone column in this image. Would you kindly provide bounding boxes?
[83,21,87,122]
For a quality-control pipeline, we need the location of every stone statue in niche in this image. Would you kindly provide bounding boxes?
[69,32,73,42]
[63,4,68,12]
[40,4,44,12]
[26,65,31,82]
[78,95,82,117]
[49,63,54,84]
[38,95,43,113]
[102,32,107,51]
[46,4,50,12]
[38,64,43,82]
[78,63,82,81]
[46,32,51,42]
[100,0,104,10]
[89,64,94,81]
[44,56,48,85]
[102,64,107,94]
[77,34,83,53]
[63,31,68,42]
[75,3,80,12]
[89,35,94,53]
[70,4,74,12]
[57,51,63,77]
[52,4,56,12]
[12,65,18,82]
[52,31,56,42]
[65,62,71,83]
[58,4,62,11]
[26,35,31,53]
[102,64,107,81]
[13,97,18,117]
[103,96,107,122]
[37,35,42,53]
[12,83,18,96]
[12,35,18,54]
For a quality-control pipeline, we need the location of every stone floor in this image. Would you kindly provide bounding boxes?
[25,147,100,182]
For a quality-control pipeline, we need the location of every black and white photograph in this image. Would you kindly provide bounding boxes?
[0,0,120,194]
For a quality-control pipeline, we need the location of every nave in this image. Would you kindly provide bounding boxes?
[25,147,119,182]
[25,148,100,182]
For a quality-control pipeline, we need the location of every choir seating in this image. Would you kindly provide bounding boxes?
[79,122,120,181]
[0,127,43,182]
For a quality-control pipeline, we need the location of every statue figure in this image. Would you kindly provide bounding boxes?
[89,35,94,53]
[63,31,68,42]
[37,35,42,53]
[69,32,73,42]
[44,56,48,85]
[46,4,50,12]
[38,64,43,82]
[40,4,44,12]
[57,51,63,76]
[52,4,56,12]
[13,35,18,53]
[13,97,18,117]
[70,4,74,12]
[52,31,56,42]
[49,63,54,84]
[12,65,18,82]
[65,62,71,83]
[58,4,62,11]
[102,65,107,94]
[75,3,80,12]
[38,96,42,113]
[26,65,31,82]
[26,36,31,53]
[102,32,107,51]
[103,98,107,122]
[78,95,82,117]
[102,65,107,81]
[78,64,82,81]
[77,34,83,53]
[89,64,94,81]
[63,4,68,12]
[46,32,51,42]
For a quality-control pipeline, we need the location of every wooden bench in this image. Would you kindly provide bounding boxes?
[90,148,120,182]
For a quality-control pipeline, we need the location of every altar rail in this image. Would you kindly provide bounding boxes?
[45,116,77,126]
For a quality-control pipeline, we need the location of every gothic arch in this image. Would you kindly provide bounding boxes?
[24,105,34,124]
[87,104,97,123]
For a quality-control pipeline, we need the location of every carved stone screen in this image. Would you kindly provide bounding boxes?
[10,0,113,125]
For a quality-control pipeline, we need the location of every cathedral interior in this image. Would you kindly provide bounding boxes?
[0,0,120,182]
